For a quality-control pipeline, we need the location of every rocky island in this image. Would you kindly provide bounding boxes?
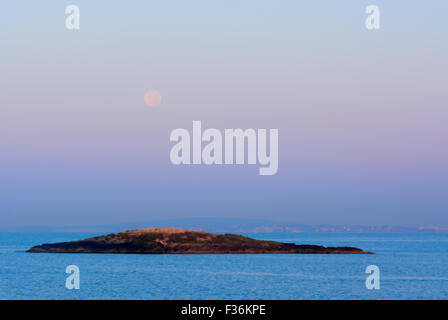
[27,228,373,254]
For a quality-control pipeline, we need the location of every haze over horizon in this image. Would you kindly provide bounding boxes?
[1,1,447,228]
[2,216,447,232]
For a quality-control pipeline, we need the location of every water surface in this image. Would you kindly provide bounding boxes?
[1,232,447,299]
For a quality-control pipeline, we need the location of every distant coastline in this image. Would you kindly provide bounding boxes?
[2,217,446,234]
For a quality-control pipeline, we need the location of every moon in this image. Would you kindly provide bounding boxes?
[144,90,162,107]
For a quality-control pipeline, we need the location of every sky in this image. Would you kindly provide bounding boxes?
[1,1,447,228]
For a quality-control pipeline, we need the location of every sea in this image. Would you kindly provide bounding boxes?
[0,232,447,300]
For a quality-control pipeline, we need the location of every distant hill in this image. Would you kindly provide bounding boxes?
[2,217,447,233]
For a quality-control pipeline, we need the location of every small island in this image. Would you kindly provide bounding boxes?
[27,228,373,254]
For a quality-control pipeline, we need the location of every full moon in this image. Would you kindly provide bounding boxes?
[144,90,162,107]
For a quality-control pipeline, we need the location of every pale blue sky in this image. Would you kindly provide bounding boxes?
[1,1,447,227]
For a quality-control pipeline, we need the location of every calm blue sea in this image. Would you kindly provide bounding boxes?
[0,232,447,300]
